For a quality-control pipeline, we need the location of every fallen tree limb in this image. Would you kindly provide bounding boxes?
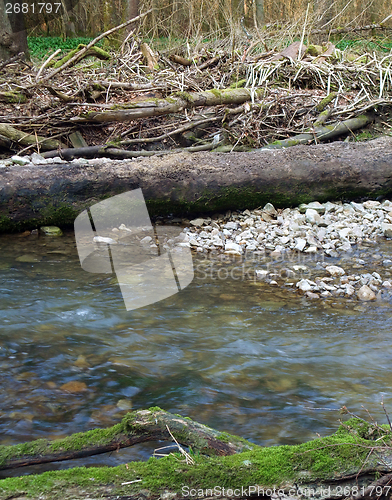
[0,408,254,471]
[120,116,220,145]
[51,45,110,69]
[96,80,167,91]
[0,123,65,150]
[0,91,27,103]
[1,136,392,232]
[72,88,264,123]
[42,140,223,160]
[260,113,374,149]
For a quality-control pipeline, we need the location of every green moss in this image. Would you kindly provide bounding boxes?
[0,203,80,233]
[210,89,223,98]
[229,79,247,89]
[173,91,193,102]
[0,91,27,104]
[0,418,385,499]
[306,44,323,56]
[336,418,390,440]
[0,215,16,233]
[53,44,86,68]
[355,130,376,141]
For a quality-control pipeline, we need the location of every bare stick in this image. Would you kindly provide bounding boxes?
[298,3,310,61]
[36,49,61,82]
[165,425,195,465]
[42,9,153,81]
[381,396,392,433]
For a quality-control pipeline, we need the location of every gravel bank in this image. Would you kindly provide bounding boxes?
[179,200,392,303]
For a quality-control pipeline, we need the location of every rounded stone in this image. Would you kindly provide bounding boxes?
[357,285,376,301]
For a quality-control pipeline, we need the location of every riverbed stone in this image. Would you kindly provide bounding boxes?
[224,241,242,255]
[381,222,392,238]
[11,155,30,165]
[357,285,376,301]
[296,279,315,292]
[16,254,40,263]
[263,203,277,215]
[294,238,306,252]
[305,209,322,225]
[190,218,205,227]
[325,265,345,276]
[60,381,87,392]
[363,200,381,209]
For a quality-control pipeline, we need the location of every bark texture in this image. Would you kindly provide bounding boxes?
[0,136,392,232]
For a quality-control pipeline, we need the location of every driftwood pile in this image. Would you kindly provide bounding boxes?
[0,16,391,160]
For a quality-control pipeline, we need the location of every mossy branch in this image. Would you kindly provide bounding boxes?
[73,88,264,123]
[0,408,255,472]
[52,44,110,69]
[260,113,374,149]
[0,123,65,150]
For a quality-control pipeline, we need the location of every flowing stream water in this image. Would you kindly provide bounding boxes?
[1,229,392,475]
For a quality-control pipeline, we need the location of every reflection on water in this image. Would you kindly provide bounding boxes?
[1,230,392,469]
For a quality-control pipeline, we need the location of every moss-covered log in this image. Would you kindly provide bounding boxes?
[1,136,392,233]
[73,88,265,122]
[52,44,110,69]
[0,408,254,471]
[0,412,392,500]
[0,91,27,103]
[261,114,374,149]
[0,123,65,151]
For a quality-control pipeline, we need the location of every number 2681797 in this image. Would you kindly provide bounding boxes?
[5,3,62,14]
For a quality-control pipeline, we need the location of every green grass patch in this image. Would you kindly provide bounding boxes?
[27,37,104,61]
[334,37,392,53]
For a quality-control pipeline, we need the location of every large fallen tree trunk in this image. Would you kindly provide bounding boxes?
[0,409,392,500]
[1,136,392,232]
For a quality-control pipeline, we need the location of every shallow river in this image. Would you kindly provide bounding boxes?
[1,229,392,474]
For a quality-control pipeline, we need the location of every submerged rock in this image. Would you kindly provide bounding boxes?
[60,381,87,392]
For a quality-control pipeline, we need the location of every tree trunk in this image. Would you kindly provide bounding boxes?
[1,136,392,232]
[125,0,139,34]
[0,0,13,60]
[7,11,29,58]
[255,0,264,24]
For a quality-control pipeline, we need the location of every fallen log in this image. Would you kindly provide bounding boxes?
[72,88,264,123]
[0,410,392,500]
[1,136,392,232]
[0,123,66,150]
[260,113,374,149]
[0,408,253,471]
